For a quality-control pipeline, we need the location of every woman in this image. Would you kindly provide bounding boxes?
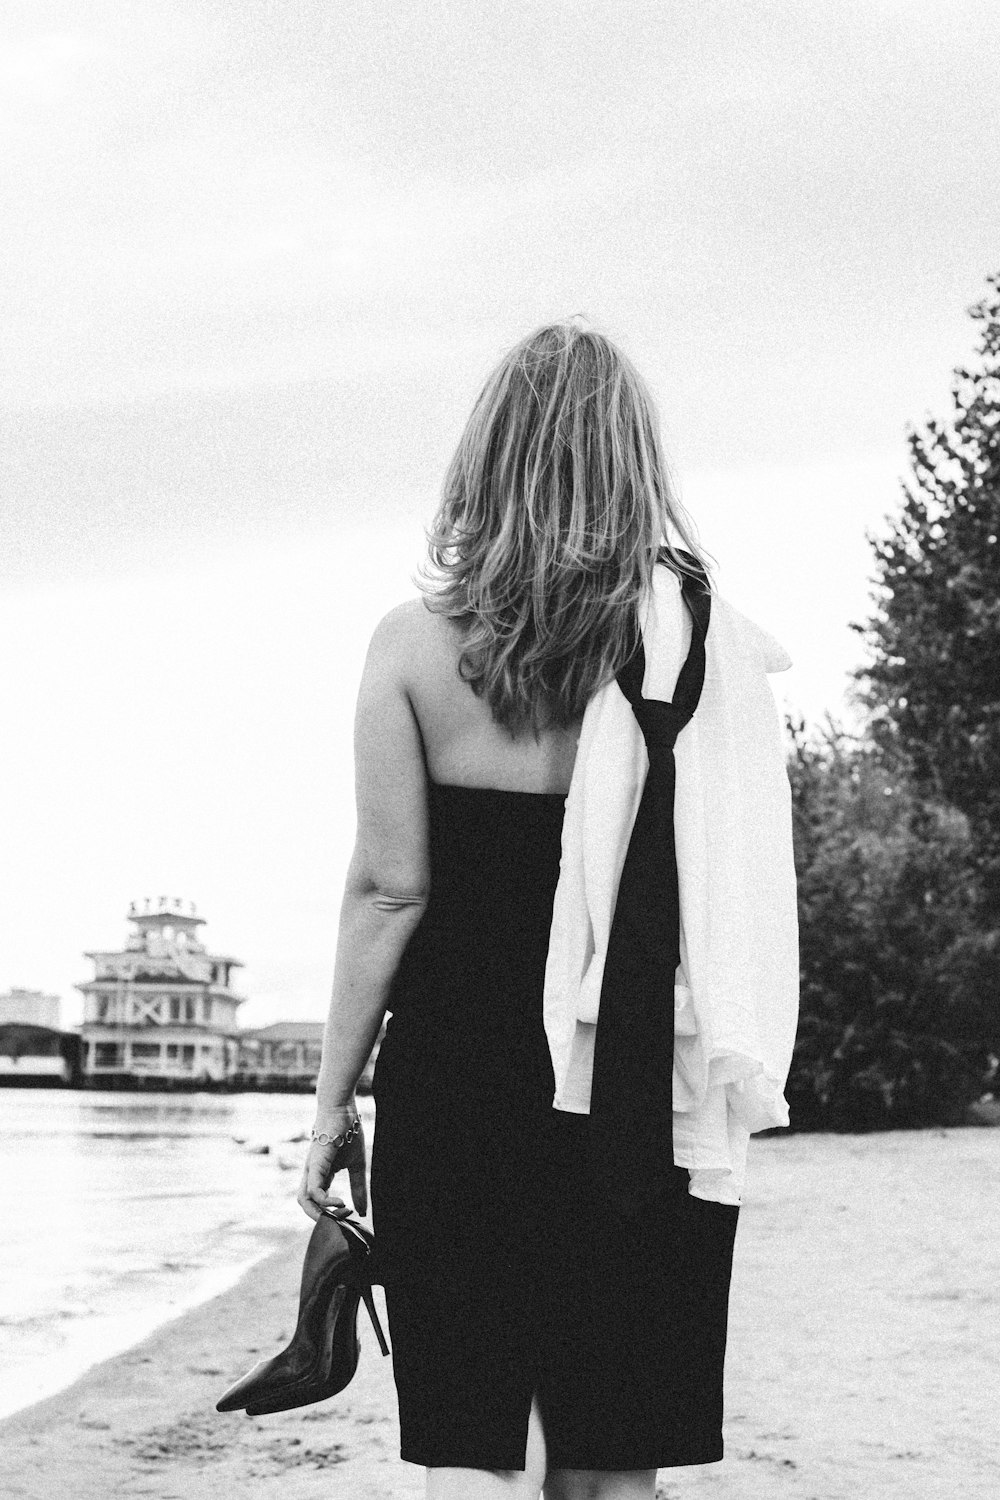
[296,321,753,1500]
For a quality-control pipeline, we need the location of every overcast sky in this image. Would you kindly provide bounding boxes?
[2,1,998,1025]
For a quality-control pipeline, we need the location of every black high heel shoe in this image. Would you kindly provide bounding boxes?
[215,1204,390,1416]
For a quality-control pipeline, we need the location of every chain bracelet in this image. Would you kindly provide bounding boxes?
[310,1115,362,1149]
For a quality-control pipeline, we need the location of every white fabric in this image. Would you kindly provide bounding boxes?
[542,564,800,1205]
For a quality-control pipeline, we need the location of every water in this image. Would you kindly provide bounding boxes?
[0,1088,375,1420]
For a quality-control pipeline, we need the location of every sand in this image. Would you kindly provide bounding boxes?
[1,1125,997,1500]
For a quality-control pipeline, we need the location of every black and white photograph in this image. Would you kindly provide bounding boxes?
[1,3,998,1497]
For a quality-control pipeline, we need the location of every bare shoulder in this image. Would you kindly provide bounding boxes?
[365,598,459,677]
[370,596,434,637]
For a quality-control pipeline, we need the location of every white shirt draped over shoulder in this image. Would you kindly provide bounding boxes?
[541,563,800,1205]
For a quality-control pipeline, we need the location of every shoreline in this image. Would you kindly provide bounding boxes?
[0,1087,349,1427]
[2,1126,997,1500]
[0,1222,421,1500]
[0,1237,293,1424]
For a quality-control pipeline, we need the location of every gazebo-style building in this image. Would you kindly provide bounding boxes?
[77,898,245,1088]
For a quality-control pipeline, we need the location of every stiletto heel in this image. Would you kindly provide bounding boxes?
[361,1281,390,1356]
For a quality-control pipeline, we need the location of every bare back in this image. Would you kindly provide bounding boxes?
[395,598,583,795]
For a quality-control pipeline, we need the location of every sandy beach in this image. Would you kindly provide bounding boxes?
[2,1124,996,1500]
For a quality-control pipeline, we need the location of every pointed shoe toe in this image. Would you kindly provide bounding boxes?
[215,1354,285,1413]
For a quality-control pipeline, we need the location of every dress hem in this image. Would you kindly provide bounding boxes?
[399,1441,725,1472]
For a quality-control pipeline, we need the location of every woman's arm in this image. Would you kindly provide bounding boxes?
[299,605,430,1218]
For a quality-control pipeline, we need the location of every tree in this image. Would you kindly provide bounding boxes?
[785,713,998,1130]
[848,274,1000,921]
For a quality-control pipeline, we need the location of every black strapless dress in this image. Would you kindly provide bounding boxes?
[369,781,739,1472]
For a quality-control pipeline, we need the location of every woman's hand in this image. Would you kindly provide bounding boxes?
[296,1110,368,1221]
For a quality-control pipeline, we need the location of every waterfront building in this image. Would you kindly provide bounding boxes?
[77,899,245,1088]
[0,1024,80,1086]
[235,1021,325,1090]
[234,1019,384,1092]
[0,990,79,1086]
[0,988,61,1029]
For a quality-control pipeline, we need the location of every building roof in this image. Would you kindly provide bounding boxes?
[127,900,205,926]
[241,1021,325,1042]
[77,975,211,989]
[82,950,243,966]
[0,1023,71,1041]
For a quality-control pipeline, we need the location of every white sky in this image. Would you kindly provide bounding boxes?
[2,1,998,1025]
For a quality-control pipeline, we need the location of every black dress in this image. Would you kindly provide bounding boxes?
[369,781,741,1472]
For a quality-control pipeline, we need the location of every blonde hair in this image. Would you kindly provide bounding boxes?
[416,318,716,738]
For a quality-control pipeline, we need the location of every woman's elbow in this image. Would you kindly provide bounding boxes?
[368,887,429,914]
[344,863,429,916]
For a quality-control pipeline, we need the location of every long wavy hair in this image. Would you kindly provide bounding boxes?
[416,319,716,738]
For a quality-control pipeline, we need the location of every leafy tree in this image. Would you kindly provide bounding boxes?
[848,274,1000,921]
[785,713,998,1130]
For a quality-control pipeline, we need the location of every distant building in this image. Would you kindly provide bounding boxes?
[0,988,61,1029]
[76,898,245,1088]
[235,1021,325,1090]
[0,1024,81,1087]
[234,1019,384,1093]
